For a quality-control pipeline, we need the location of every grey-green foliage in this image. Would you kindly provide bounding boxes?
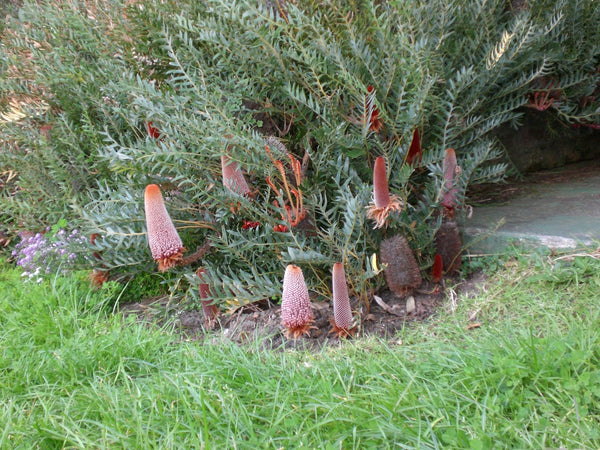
[1,0,599,306]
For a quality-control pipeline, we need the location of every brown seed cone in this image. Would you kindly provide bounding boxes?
[379,234,422,297]
[434,220,462,275]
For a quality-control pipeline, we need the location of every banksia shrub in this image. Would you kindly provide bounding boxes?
[144,184,184,272]
[435,221,462,275]
[4,0,599,309]
[280,264,314,339]
[379,235,422,297]
[366,156,403,229]
[330,262,356,338]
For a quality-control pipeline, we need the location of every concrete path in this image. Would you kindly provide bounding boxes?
[463,161,600,253]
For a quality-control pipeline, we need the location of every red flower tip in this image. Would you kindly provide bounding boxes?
[281,264,314,339]
[330,263,356,338]
[406,128,422,165]
[242,220,261,230]
[432,254,443,283]
[146,121,161,139]
[367,85,374,93]
[273,224,289,233]
[144,184,184,271]
[221,155,252,197]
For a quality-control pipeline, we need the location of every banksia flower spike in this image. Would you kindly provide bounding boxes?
[330,263,357,338]
[144,184,185,272]
[441,148,461,218]
[197,268,219,329]
[366,156,403,229]
[281,264,315,339]
[221,155,252,197]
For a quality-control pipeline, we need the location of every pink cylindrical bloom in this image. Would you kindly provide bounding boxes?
[281,264,314,338]
[366,156,402,229]
[373,156,390,208]
[221,155,251,197]
[144,184,184,271]
[330,263,356,337]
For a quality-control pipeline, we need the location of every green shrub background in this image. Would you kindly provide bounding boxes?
[1,0,599,306]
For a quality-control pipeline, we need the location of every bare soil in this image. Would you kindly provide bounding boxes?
[119,272,488,351]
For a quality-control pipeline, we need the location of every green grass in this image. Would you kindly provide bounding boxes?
[1,250,599,449]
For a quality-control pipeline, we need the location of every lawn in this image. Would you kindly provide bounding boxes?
[1,249,599,449]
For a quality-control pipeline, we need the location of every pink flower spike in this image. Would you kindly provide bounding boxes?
[330,263,356,338]
[144,184,185,271]
[280,264,314,339]
[366,156,403,229]
[373,156,390,209]
[221,155,251,197]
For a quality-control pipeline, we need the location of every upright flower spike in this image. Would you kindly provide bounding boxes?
[280,264,314,339]
[441,148,460,218]
[366,156,403,229]
[197,268,219,329]
[330,263,356,338]
[221,155,252,197]
[144,184,184,272]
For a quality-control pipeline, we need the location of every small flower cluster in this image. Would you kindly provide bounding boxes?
[12,228,92,282]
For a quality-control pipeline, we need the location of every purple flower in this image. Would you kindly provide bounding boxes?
[12,226,93,281]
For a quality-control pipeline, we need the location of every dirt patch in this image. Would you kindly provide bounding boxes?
[119,272,488,350]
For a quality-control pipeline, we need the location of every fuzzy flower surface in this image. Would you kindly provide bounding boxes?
[12,227,92,282]
[281,264,314,338]
[144,184,184,271]
[366,156,403,229]
[330,263,356,337]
